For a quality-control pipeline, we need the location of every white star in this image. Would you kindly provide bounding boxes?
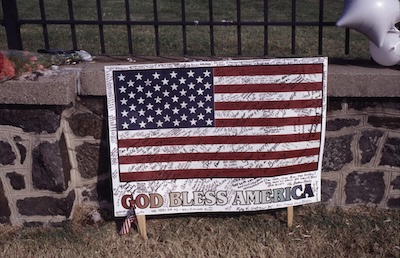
[152,72,160,79]
[128,92,135,99]
[172,107,180,114]
[173,119,180,126]
[171,83,178,90]
[203,70,211,77]
[120,98,128,105]
[147,115,154,123]
[188,82,196,89]
[139,121,146,128]
[197,100,205,108]
[187,70,195,77]
[145,91,153,98]
[188,95,196,101]
[155,108,163,115]
[154,84,161,91]
[163,90,170,97]
[122,122,129,129]
[205,106,213,113]
[206,118,213,125]
[204,82,212,89]
[180,114,188,121]
[135,73,143,80]
[170,71,178,78]
[154,96,162,103]
[162,78,169,85]
[197,113,205,120]
[129,104,136,111]
[180,101,188,108]
[197,88,204,95]
[164,114,171,121]
[205,94,212,101]
[190,119,197,125]
[119,86,127,93]
[138,109,146,116]
[156,120,164,127]
[136,85,144,92]
[137,97,145,104]
[127,80,135,87]
[196,76,204,83]
[130,116,137,123]
[171,95,179,102]
[146,103,154,110]
[118,74,125,81]
[144,79,152,86]
[121,110,129,117]
[164,102,171,109]
[179,89,187,96]
[179,77,186,84]
[189,106,197,113]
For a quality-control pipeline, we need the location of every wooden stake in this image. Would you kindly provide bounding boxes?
[136,214,147,239]
[287,206,294,228]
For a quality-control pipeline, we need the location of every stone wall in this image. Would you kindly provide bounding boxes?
[0,96,398,225]
[322,97,400,208]
[0,98,112,225]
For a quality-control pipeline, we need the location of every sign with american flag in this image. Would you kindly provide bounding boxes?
[105,58,327,217]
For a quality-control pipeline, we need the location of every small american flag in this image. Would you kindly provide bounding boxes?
[113,62,324,182]
[119,208,137,235]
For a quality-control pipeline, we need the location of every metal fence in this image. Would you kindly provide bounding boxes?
[1,0,352,56]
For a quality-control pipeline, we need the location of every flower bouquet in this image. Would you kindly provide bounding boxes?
[0,49,91,82]
[0,50,56,81]
[0,52,16,82]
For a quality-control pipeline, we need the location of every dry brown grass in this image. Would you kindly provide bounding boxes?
[0,205,399,258]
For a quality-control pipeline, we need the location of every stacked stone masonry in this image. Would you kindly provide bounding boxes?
[322,97,400,208]
[0,99,112,225]
[0,96,399,225]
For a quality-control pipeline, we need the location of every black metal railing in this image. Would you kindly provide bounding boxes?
[1,0,349,56]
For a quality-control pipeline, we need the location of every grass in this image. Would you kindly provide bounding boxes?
[0,0,373,58]
[0,205,399,257]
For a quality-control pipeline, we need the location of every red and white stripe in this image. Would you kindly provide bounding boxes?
[118,64,324,181]
[119,213,137,235]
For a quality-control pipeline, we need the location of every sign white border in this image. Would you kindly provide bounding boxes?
[105,57,328,217]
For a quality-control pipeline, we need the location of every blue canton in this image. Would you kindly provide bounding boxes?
[114,67,215,130]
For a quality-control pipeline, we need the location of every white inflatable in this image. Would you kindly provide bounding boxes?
[369,28,400,66]
[336,0,400,47]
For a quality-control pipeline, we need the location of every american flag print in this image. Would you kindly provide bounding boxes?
[110,60,325,182]
[119,208,137,235]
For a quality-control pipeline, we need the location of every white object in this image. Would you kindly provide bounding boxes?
[336,0,400,47]
[369,28,400,66]
[76,50,93,62]
[91,210,102,223]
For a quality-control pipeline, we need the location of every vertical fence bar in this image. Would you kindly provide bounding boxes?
[153,0,160,56]
[2,0,23,49]
[318,0,324,55]
[236,0,241,55]
[125,0,133,55]
[96,0,105,54]
[67,0,78,50]
[291,0,296,55]
[209,0,215,56]
[181,0,187,55]
[38,0,49,49]
[263,0,269,56]
[345,28,350,55]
